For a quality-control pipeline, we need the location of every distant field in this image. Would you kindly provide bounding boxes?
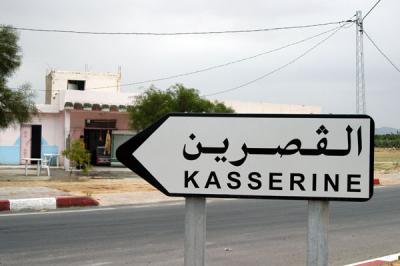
[374,148,400,173]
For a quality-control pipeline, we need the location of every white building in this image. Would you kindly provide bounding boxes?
[0,70,137,167]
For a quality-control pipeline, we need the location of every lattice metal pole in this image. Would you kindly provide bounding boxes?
[356,10,366,114]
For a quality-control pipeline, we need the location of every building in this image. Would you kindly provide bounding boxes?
[0,70,320,168]
[0,70,137,168]
[223,100,320,114]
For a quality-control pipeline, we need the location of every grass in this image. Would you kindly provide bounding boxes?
[374,148,400,173]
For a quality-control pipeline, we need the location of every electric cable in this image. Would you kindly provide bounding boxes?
[362,0,383,21]
[2,20,351,36]
[202,22,351,97]
[87,25,347,90]
[364,30,400,73]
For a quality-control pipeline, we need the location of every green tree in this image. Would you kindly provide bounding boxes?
[0,25,37,128]
[128,84,234,130]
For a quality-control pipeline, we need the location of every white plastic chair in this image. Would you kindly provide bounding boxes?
[41,156,51,176]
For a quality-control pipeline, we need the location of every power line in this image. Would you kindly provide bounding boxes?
[3,20,352,36]
[202,23,351,97]
[28,22,354,94]
[88,25,347,90]
[362,0,383,21]
[364,30,400,73]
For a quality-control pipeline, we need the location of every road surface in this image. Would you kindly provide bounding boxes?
[0,185,399,265]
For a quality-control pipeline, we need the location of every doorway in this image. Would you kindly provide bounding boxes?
[84,128,112,165]
[84,119,115,166]
[30,125,42,164]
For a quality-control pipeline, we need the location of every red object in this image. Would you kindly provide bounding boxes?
[0,200,10,211]
[373,178,380,185]
[56,196,99,208]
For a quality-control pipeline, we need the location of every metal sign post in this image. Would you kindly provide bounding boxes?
[184,197,206,266]
[307,200,329,266]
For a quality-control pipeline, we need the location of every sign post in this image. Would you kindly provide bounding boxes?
[307,200,329,266]
[117,113,374,266]
[184,197,206,266]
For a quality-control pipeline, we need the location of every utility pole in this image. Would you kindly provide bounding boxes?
[356,10,366,114]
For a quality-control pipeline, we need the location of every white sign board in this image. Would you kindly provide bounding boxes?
[117,113,374,201]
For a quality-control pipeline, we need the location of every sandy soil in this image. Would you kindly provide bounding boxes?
[0,178,156,196]
[381,261,400,266]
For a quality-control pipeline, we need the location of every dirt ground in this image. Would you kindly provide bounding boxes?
[0,148,398,197]
[378,176,400,186]
[375,148,400,173]
[1,172,399,197]
[381,261,400,266]
[0,178,156,196]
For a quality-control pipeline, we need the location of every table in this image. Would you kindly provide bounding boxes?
[22,158,42,176]
[43,153,60,168]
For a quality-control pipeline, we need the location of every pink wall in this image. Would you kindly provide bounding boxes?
[0,112,64,164]
[20,125,31,163]
[0,125,20,146]
[69,111,129,141]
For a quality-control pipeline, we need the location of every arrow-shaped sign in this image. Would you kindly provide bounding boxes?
[117,113,374,201]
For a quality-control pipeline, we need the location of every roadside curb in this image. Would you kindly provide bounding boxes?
[0,196,99,212]
[345,252,400,266]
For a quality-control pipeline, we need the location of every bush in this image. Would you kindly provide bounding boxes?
[64,102,73,108]
[92,103,101,111]
[375,134,400,148]
[73,102,83,110]
[62,139,91,174]
[110,105,118,112]
[101,104,109,110]
[83,103,92,108]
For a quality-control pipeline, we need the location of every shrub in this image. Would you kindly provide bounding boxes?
[62,139,91,174]
[375,134,400,148]
[83,103,92,108]
[92,103,101,111]
[73,102,83,110]
[110,105,118,112]
[101,104,109,110]
[64,102,73,108]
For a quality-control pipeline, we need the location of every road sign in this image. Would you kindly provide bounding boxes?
[117,113,374,201]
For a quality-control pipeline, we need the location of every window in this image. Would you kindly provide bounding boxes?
[67,80,85,91]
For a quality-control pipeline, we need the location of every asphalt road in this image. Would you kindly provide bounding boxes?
[0,186,399,266]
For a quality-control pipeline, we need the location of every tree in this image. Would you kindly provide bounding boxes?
[128,84,234,130]
[0,25,37,128]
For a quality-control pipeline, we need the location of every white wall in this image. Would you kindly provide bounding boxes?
[223,100,321,114]
[50,70,120,92]
[46,70,121,106]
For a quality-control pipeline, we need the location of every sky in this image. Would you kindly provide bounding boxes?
[1,0,399,128]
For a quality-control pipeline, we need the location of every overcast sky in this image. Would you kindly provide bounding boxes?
[1,0,399,128]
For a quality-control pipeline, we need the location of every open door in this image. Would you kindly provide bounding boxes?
[30,125,42,164]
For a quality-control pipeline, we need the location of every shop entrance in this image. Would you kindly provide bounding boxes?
[84,120,115,166]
